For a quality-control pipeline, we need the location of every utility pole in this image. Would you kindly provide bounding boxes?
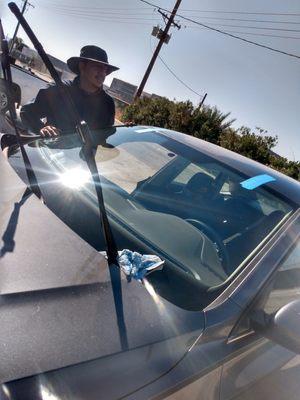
[199,93,207,108]
[9,0,34,52]
[134,0,182,100]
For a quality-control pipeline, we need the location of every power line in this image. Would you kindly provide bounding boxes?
[148,33,205,99]
[187,27,300,40]
[39,15,155,25]
[38,8,300,40]
[38,2,153,11]
[34,10,300,39]
[37,6,158,19]
[36,9,159,24]
[140,0,300,60]
[158,55,205,99]
[39,6,154,15]
[184,16,300,25]
[39,7,300,32]
[39,4,300,26]
[185,22,300,33]
[38,1,300,17]
[173,9,300,17]
[37,5,300,40]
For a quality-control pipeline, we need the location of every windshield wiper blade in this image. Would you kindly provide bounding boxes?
[0,19,42,198]
[77,121,119,265]
[8,3,119,265]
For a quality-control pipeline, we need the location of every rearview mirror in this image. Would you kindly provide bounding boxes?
[251,299,300,354]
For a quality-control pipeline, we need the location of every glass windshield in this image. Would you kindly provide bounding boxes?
[37,128,294,308]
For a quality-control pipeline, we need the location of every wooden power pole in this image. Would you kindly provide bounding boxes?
[9,0,34,52]
[134,0,182,100]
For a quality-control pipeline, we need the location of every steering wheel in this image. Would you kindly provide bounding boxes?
[185,218,230,275]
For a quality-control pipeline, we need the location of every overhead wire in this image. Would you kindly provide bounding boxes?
[38,1,153,11]
[182,16,300,25]
[187,28,300,40]
[158,55,205,99]
[167,9,300,17]
[38,1,300,16]
[36,3,300,42]
[39,7,155,16]
[139,0,300,60]
[36,7,160,20]
[38,4,300,25]
[148,20,205,100]
[35,8,159,24]
[182,22,300,33]
[38,6,300,33]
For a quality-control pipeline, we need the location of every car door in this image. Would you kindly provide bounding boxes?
[220,210,300,400]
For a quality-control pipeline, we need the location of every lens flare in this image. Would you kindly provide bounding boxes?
[59,167,90,189]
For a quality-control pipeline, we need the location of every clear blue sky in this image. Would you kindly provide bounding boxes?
[1,0,299,161]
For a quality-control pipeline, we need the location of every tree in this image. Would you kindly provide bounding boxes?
[220,126,299,180]
[122,97,233,143]
[220,126,277,165]
[269,156,300,180]
[191,105,234,144]
[122,97,173,128]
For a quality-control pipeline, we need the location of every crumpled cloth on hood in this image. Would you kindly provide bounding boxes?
[118,249,164,281]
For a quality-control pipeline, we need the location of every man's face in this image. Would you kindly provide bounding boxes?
[79,60,108,90]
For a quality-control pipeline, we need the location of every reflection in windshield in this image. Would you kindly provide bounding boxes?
[96,141,172,193]
[59,167,90,189]
[38,128,293,309]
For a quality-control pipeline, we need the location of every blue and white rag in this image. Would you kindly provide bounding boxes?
[118,249,164,281]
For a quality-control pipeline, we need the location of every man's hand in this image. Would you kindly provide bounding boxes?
[40,125,60,137]
[123,121,136,127]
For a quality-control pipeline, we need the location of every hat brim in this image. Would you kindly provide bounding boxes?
[67,56,119,75]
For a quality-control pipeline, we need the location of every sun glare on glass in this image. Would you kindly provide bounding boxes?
[59,167,90,189]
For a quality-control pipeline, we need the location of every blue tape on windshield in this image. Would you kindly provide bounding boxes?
[240,174,276,190]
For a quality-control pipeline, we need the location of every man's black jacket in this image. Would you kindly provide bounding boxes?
[20,77,115,133]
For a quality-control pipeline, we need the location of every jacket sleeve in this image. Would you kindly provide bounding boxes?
[108,95,115,127]
[20,87,51,132]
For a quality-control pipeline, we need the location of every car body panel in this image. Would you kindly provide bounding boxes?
[0,142,207,396]
[0,149,108,295]
[220,215,300,399]
[1,125,300,399]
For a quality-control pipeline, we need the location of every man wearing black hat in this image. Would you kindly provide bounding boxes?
[20,45,119,136]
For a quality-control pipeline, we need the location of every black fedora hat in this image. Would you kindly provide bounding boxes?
[67,45,119,75]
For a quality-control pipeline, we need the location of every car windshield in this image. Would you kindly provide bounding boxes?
[36,127,293,300]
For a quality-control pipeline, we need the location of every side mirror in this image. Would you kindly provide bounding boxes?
[250,299,300,354]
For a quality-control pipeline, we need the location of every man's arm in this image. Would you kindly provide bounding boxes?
[20,87,50,133]
[20,86,60,137]
[106,94,115,127]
